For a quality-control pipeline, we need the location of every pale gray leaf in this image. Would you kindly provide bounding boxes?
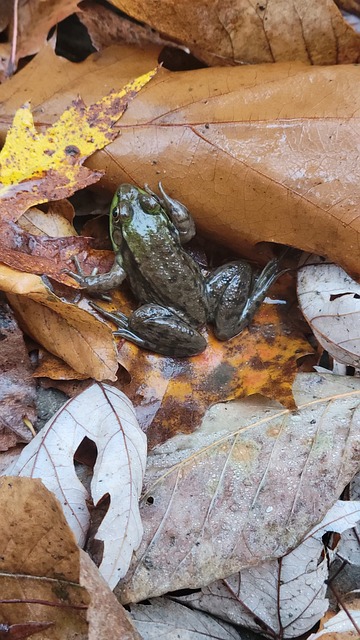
[117,373,360,602]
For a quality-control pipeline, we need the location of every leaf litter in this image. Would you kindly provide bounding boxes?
[116,372,360,603]
[297,259,360,369]
[5,383,147,590]
[173,500,360,638]
[0,17,358,636]
[0,476,89,638]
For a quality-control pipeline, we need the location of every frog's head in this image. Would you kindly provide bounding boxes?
[109,184,162,250]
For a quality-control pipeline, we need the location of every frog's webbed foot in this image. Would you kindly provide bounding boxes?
[207,258,280,341]
[145,183,195,244]
[91,302,207,357]
[66,255,126,298]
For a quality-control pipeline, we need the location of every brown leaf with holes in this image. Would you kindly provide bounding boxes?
[0,301,35,449]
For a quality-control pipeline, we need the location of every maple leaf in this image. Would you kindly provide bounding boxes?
[0,67,157,222]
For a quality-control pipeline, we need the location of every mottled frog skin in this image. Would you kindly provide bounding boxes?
[69,184,279,357]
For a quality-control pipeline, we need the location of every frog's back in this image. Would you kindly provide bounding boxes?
[123,212,207,326]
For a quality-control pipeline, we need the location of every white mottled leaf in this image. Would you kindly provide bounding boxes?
[297,262,360,368]
[175,501,360,638]
[129,598,242,639]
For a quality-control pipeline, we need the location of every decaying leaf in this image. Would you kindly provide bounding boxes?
[4,277,118,381]
[6,383,147,589]
[1,47,360,277]
[175,501,360,638]
[0,476,89,638]
[113,279,310,447]
[78,1,174,52]
[0,301,35,449]
[0,0,81,79]
[129,598,241,640]
[116,373,360,602]
[108,0,360,65]
[297,262,360,368]
[80,551,142,640]
[0,65,157,223]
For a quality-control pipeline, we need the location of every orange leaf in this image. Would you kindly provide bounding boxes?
[108,277,311,449]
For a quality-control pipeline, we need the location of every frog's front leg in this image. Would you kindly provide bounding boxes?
[92,302,207,357]
[207,258,279,340]
[67,254,126,294]
[145,183,196,244]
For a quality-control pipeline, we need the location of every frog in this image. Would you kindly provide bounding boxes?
[68,183,280,357]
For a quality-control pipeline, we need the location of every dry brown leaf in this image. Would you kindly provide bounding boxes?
[0,262,117,380]
[6,286,118,381]
[0,301,36,449]
[80,552,142,640]
[1,46,358,277]
[78,1,174,52]
[34,350,89,380]
[0,476,89,639]
[108,0,360,65]
[337,0,360,17]
[0,0,80,79]
[18,203,76,237]
[0,476,80,579]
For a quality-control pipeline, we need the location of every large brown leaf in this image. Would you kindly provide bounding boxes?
[0,476,89,638]
[108,0,360,65]
[0,46,358,278]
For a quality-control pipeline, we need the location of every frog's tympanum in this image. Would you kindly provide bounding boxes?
[69,184,279,357]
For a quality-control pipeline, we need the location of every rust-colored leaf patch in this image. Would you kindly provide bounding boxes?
[108,278,311,449]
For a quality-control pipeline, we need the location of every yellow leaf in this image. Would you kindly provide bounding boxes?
[0,67,157,219]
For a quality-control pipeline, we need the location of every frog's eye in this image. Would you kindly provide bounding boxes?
[139,193,159,214]
[111,201,132,222]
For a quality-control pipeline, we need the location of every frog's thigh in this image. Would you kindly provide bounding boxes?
[128,304,207,357]
[206,261,253,341]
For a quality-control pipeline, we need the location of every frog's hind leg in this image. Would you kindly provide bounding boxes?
[126,304,206,357]
[207,258,279,341]
[92,302,206,357]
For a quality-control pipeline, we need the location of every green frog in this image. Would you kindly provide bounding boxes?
[69,183,280,357]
